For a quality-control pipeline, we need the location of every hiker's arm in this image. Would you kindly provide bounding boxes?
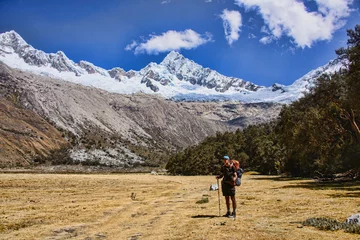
[216,169,223,179]
[215,166,224,179]
[232,172,237,181]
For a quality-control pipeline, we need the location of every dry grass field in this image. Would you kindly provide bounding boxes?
[0,173,359,240]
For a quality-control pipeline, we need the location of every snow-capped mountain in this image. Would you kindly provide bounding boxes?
[0,30,346,103]
[158,51,260,92]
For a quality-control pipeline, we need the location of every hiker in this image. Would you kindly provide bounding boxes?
[216,156,237,218]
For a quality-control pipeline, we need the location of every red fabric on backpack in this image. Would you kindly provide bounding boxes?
[232,160,240,171]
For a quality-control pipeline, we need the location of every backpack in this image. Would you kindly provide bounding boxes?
[232,160,243,186]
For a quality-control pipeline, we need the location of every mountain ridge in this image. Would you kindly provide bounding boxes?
[0,30,345,103]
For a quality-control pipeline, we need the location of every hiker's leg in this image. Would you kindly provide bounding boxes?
[231,196,236,211]
[225,196,230,211]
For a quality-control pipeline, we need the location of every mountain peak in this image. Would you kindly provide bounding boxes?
[0,30,28,47]
[161,51,185,65]
[1,30,22,39]
[56,50,66,56]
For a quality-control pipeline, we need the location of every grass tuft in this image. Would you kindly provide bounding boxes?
[303,217,360,234]
[196,197,209,204]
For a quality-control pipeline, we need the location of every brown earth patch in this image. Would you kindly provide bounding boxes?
[0,98,67,167]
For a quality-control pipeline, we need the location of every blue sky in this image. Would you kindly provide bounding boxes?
[0,0,359,86]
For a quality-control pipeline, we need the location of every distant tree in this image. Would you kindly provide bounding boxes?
[335,25,360,144]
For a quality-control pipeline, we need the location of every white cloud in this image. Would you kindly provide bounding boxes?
[259,36,273,45]
[161,0,171,4]
[124,40,137,51]
[235,0,353,48]
[126,29,212,55]
[260,25,270,34]
[220,9,242,45]
[287,46,296,54]
[205,0,212,2]
[316,0,352,18]
[248,33,257,39]
[248,17,255,23]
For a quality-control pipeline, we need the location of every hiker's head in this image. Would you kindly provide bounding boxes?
[224,160,231,167]
[223,156,232,167]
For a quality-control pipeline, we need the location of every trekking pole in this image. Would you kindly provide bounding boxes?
[217,178,221,217]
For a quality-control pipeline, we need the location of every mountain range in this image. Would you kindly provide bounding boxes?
[0,30,345,168]
[1,59,285,168]
[0,30,345,104]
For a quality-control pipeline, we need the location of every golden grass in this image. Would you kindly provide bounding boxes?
[0,173,359,240]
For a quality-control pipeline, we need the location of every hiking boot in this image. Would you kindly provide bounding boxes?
[227,212,236,218]
[223,211,231,217]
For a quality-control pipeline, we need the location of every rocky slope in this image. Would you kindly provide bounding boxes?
[0,61,227,144]
[0,61,282,167]
[176,101,282,128]
[0,98,67,167]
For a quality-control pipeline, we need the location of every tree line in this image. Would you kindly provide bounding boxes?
[166,25,360,177]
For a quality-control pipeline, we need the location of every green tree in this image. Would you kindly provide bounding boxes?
[335,25,360,144]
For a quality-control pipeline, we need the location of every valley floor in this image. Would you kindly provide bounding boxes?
[0,173,359,240]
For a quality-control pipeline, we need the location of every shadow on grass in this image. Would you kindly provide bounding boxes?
[251,176,307,181]
[251,175,360,197]
[329,192,360,198]
[281,181,360,191]
[191,215,220,219]
[279,181,360,197]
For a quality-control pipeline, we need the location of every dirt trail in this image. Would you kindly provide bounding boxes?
[0,174,359,239]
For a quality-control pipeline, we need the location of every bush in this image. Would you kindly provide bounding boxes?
[303,217,360,234]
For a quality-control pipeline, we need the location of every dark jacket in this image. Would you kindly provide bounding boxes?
[219,165,236,182]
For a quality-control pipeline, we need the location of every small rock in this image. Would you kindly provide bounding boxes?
[95,233,106,238]
[347,214,360,225]
[209,184,219,191]
[214,222,226,226]
[128,232,142,240]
